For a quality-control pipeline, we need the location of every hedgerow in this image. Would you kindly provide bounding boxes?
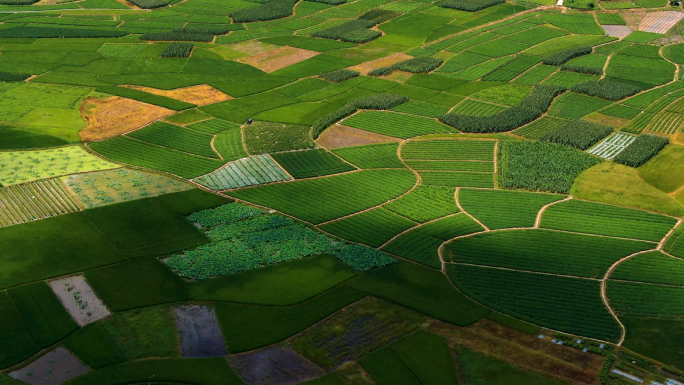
[369,57,444,77]
[560,64,602,75]
[319,69,360,83]
[439,84,565,133]
[498,140,601,193]
[312,94,409,138]
[571,79,641,101]
[543,46,592,66]
[0,72,31,82]
[0,0,38,4]
[312,20,380,43]
[541,120,613,150]
[438,0,504,11]
[127,0,168,7]
[160,43,193,58]
[230,0,299,23]
[613,134,669,167]
[140,31,214,42]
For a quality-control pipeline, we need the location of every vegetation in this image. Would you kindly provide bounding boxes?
[230,0,299,22]
[440,85,566,133]
[439,0,505,11]
[571,79,641,101]
[160,43,193,58]
[313,20,381,43]
[614,134,670,167]
[542,46,592,66]
[320,69,360,83]
[127,0,168,8]
[540,120,613,150]
[498,140,601,193]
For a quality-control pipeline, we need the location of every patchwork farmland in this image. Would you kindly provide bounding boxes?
[1,0,684,383]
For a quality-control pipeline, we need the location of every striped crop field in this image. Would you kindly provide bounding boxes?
[459,189,563,230]
[587,133,637,159]
[513,64,557,86]
[187,118,240,134]
[0,179,81,228]
[647,111,684,134]
[194,155,291,190]
[342,111,452,138]
[127,122,219,158]
[391,101,450,118]
[96,43,148,58]
[540,199,678,242]
[513,116,566,139]
[271,149,355,179]
[319,207,416,248]
[450,99,507,116]
[401,139,495,161]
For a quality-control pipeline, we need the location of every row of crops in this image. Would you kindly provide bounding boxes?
[0,179,81,227]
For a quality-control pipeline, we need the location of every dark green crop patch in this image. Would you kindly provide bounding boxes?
[160,43,194,58]
[541,120,612,150]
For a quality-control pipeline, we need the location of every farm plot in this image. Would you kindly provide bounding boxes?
[319,207,416,247]
[187,119,240,134]
[447,229,653,278]
[594,41,632,55]
[513,116,567,139]
[124,85,232,107]
[228,169,416,224]
[638,11,684,34]
[62,169,193,208]
[49,275,110,327]
[271,149,355,179]
[0,146,118,186]
[471,84,532,106]
[606,54,676,89]
[126,122,218,159]
[332,143,404,169]
[97,43,148,58]
[539,14,605,35]
[9,348,89,385]
[600,104,642,120]
[513,64,557,86]
[504,26,568,45]
[194,155,291,191]
[540,199,677,242]
[607,281,684,318]
[602,25,631,38]
[597,13,627,25]
[213,128,249,163]
[647,111,684,134]
[404,160,493,172]
[383,214,483,268]
[391,101,450,118]
[622,82,684,109]
[587,133,637,159]
[401,139,495,161]
[465,39,530,58]
[445,33,500,54]
[419,172,494,188]
[0,179,81,228]
[449,56,514,81]
[482,55,542,82]
[548,92,612,120]
[437,52,491,73]
[543,72,599,88]
[174,305,228,358]
[341,111,452,138]
[450,99,508,116]
[448,264,623,342]
[239,46,319,73]
[89,137,224,179]
[384,185,459,223]
[610,251,684,286]
[459,188,563,230]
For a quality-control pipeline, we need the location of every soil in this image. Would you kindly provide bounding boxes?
[9,347,89,385]
[348,53,413,75]
[639,11,684,34]
[429,319,604,385]
[239,46,319,73]
[78,96,173,141]
[232,41,281,56]
[173,305,228,358]
[49,275,110,326]
[121,85,232,106]
[602,25,632,38]
[229,345,326,385]
[316,125,402,149]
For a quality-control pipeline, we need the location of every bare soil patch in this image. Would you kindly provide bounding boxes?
[231,41,281,56]
[49,275,110,326]
[174,305,228,358]
[317,124,402,149]
[348,53,412,75]
[122,85,232,106]
[429,319,603,385]
[239,46,319,73]
[78,96,172,141]
[229,345,325,385]
[639,11,684,34]
[602,25,632,38]
[9,348,89,385]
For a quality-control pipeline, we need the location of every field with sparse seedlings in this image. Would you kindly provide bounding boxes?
[1,2,684,383]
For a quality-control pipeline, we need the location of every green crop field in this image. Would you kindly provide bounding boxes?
[1,1,683,381]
